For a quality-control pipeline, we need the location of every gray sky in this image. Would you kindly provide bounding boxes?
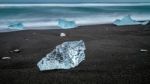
[0,0,150,3]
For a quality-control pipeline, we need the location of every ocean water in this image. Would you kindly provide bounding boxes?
[0,3,150,32]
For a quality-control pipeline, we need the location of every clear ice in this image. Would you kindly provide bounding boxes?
[37,40,86,71]
[57,19,77,29]
[113,15,149,26]
[8,22,24,30]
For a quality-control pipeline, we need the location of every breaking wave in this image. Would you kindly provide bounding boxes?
[0,3,150,32]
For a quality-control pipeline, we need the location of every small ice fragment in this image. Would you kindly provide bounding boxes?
[8,22,24,30]
[57,19,77,29]
[25,38,29,40]
[1,57,11,60]
[141,20,149,25]
[9,49,21,53]
[113,15,149,26]
[140,49,148,52]
[14,49,20,53]
[37,40,86,71]
[60,32,66,37]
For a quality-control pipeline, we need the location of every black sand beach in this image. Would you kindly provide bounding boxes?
[0,24,150,84]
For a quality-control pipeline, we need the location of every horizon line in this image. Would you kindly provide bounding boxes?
[0,3,150,7]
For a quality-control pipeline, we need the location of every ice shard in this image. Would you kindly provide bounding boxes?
[37,40,86,71]
[113,15,149,26]
[57,19,77,29]
[60,32,66,37]
[8,22,24,30]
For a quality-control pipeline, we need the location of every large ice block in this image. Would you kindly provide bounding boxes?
[57,19,77,29]
[113,15,149,26]
[37,40,86,71]
[8,22,24,30]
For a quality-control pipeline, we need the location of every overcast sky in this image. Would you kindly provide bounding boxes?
[0,0,150,3]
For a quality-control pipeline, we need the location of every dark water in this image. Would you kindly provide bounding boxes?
[0,4,150,31]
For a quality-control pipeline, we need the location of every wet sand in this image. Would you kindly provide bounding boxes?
[0,24,150,84]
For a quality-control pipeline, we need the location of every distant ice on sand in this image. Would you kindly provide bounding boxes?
[57,19,77,29]
[113,15,149,26]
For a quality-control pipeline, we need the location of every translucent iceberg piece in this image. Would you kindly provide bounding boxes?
[57,19,77,29]
[141,20,149,25]
[1,57,11,60]
[113,15,149,26]
[60,32,66,37]
[8,22,24,30]
[37,40,86,71]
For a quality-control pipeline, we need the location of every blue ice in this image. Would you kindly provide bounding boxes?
[37,40,86,71]
[57,19,77,29]
[113,15,149,26]
[8,22,24,30]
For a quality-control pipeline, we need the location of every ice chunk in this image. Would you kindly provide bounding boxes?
[37,40,86,71]
[9,49,21,53]
[1,57,11,60]
[141,20,149,25]
[8,22,24,30]
[140,49,148,52]
[57,19,77,29]
[60,32,66,37]
[113,15,149,26]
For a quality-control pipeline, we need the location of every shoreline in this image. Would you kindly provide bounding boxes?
[0,23,150,33]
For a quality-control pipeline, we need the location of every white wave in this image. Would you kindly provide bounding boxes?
[0,3,150,8]
[1,14,150,26]
[0,13,150,32]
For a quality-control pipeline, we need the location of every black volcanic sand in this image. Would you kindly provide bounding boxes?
[0,24,150,84]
